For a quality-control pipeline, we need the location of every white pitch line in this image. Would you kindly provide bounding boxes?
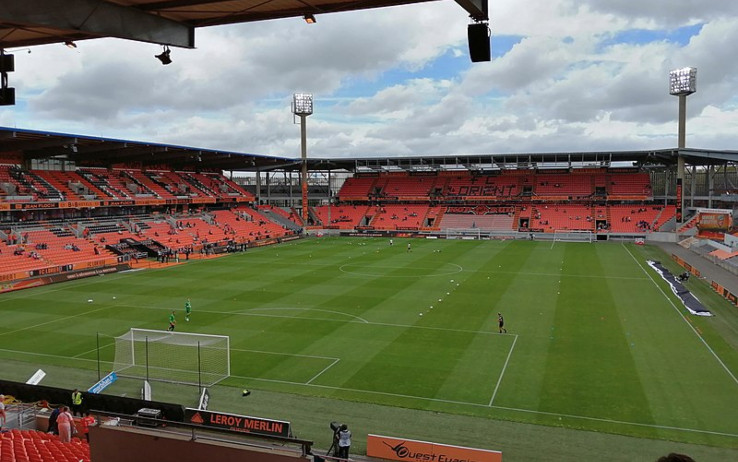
[73,341,116,359]
[0,305,112,337]
[231,347,338,361]
[489,404,738,439]
[0,272,130,304]
[338,263,463,278]
[228,372,738,439]
[0,347,101,364]
[248,307,369,323]
[489,334,518,406]
[110,303,499,336]
[494,271,648,281]
[623,244,738,387]
[306,358,340,384]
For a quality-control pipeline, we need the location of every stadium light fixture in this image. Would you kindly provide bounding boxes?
[669,67,696,224]
[292,93,314,224]
[669,67,696,96]
[304,14,316,24]
[292,93,314,116]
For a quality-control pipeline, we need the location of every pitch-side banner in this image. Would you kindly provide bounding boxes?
[185,408,290,437]
[367,434,502,462]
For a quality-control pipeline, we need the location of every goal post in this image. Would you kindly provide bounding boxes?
[552,230,594,243]
[445,228,482,239]
[112,328,230,387]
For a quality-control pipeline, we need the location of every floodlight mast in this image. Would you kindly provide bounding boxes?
[669,67,696,223]
[292,93,314,225]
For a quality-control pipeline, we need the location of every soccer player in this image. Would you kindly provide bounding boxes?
[168,311,176,331]
[185,298,192,322]
[498,312,507,333]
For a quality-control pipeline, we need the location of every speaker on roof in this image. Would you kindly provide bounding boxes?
[0,87,15,106]
[467,23,491,62]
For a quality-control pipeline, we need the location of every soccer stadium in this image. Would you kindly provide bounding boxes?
[2,2,738,462]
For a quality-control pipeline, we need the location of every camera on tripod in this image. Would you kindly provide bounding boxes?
[328,421,342,456]
[327,421,348,458]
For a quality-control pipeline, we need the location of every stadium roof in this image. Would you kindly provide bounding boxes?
[0,0,487,49]
[0,126,295,171]
[1,126,738,173]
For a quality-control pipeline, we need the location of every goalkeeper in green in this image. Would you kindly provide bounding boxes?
[185,298,192,322]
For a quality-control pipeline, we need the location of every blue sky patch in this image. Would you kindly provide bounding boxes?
[331,35,524,99]
[598,23,703,51]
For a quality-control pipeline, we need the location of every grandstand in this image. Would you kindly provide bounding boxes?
[1,126,737,285]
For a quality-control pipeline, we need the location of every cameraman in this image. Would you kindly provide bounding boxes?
[337,424,351,459]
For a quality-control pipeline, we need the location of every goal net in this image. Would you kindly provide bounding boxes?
[112,328,230,387]
[552,230,594,243]
[445,228,482,239]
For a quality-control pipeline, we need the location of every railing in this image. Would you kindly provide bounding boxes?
[5,402,40,430]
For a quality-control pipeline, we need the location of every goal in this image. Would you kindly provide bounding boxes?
[112,328,230,387]
[445,228,482,239]
[552,230,594,243]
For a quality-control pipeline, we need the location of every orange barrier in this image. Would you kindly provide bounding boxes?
[672,254,737,308]
[670,254,701,277]
[710,281,738,307]
[367,434,502,462]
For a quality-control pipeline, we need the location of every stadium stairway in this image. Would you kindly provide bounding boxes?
[258,207,302,232]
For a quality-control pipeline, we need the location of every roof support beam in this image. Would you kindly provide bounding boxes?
[454,0,488,21]
[0,0,195,48]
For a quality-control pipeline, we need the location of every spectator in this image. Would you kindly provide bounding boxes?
[56,406,76,443]
[0,394,5,430]
[47,406,61,434]
[80,412,96,442]
[657,454,695,462]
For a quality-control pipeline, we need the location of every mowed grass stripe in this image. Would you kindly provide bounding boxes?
[539,244,654,425]
[492,241,564,409]
[310,239,488,402]
[620,244,738,438]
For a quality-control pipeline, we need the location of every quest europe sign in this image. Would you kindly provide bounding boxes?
[367,434,502,462]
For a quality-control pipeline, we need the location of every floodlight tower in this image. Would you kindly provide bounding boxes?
[669,67,696,223]
[292,93,314,225]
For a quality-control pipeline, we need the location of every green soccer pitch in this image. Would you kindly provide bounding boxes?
[2,237,738,460]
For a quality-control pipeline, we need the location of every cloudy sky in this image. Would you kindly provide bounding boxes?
[1,0,738,160]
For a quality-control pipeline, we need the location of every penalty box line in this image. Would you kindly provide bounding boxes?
[231,347,340,386]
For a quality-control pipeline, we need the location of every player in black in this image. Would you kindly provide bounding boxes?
[498,312,507,333]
